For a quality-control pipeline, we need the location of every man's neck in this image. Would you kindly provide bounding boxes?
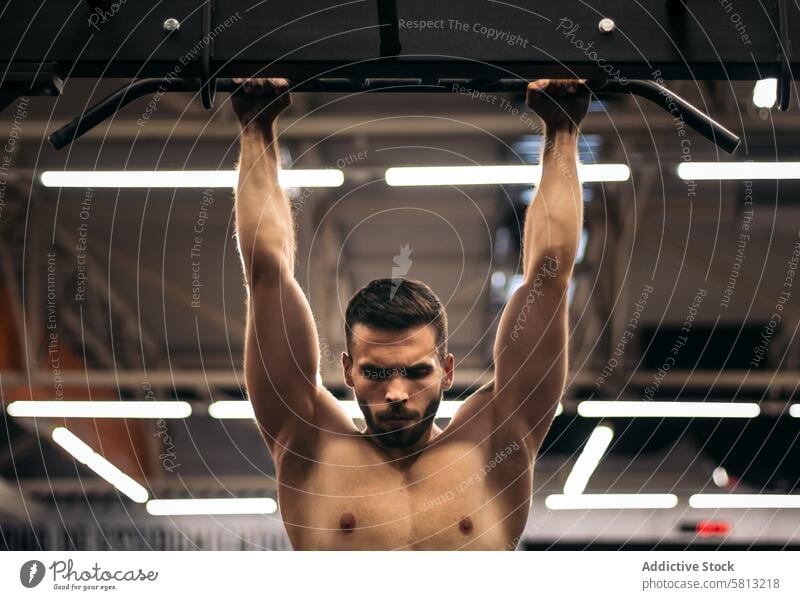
[368,423,444,465]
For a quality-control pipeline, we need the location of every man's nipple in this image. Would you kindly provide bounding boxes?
[339,512,356,533]
[458,516,473,535]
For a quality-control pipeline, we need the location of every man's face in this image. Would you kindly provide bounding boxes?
[343,324,454,449]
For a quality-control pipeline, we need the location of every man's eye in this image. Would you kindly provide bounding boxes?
[405,369,429,379]
[362,369,386,380]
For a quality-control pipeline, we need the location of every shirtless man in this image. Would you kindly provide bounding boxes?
[231,78,589,549]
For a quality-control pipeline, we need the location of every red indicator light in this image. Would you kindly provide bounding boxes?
[696,521,731,537]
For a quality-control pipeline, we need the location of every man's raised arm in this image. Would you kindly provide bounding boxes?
[493,79,590,455]
[231,78,332,460]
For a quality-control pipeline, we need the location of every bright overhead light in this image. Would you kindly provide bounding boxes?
[428,401,458,419]
[689,494,800,509]
[790,404,800,418]
[51,427,148,503]
[577,401,759,418]
[752,78,777,109]
[563,425,614,495]
[146,497,278,516]
[8,401,191,419]
[208,401,255,419]
[39,169,344,188]
[712,466,730,488]
[384,164,630,186]
[677,162,800,180]
[545,494,678,510]
[208,400,563,420]
[208,400,373,420]
[280,170,344,188]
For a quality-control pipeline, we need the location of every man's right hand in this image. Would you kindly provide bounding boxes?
[231,78,292,130]
[526,78,590,133]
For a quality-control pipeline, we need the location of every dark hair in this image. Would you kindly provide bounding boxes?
[344,278,448,360]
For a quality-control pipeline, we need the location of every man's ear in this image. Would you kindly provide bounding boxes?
[342,352,354,388]
[441,353,455,391]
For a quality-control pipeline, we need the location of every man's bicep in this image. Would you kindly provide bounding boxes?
[492,279,569,449]
[244,275,320,450]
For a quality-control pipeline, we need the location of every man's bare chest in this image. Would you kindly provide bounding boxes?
[278,438,531,550]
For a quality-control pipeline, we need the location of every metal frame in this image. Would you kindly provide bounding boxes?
[47,77,741,152]
[2,1,798,150]
[1,1,797,79]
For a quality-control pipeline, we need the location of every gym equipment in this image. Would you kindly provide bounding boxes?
[47,78,741,152]
[2,0,797,152]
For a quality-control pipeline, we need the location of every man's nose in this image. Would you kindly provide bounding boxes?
[384,376,410,403]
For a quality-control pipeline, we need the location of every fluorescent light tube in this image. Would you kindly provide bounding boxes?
[208,400,458,419]
[545,494,678,510]
[40,169,344,188]
[280,169,344,188]
[677,162,800,180]
[8,401,191,419]
[52,427,149,503]
[385,164,630,186]
[689,494,800,509]
[208,401,254,419]
[577,401,759,418]
[146,497,278,516]
[563,425,614,495]
[208,400,563,420]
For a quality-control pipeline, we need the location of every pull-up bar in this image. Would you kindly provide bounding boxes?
[47,77,741,154]
[2,0,797,153]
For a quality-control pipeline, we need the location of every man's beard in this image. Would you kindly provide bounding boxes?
[360,391,442,448]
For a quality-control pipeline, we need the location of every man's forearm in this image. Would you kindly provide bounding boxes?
[522,125,583,282]
[235,122,295,284]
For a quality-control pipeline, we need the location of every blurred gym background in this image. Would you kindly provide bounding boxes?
[0,77,798,550]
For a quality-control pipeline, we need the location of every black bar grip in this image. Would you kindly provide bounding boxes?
[48,78,199,150]
[49,77,740,154]
[591,80,740,154]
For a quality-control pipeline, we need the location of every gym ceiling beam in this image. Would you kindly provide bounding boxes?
[1,0,797,151]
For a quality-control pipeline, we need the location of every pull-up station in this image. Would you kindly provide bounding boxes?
[1,0,798,153]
